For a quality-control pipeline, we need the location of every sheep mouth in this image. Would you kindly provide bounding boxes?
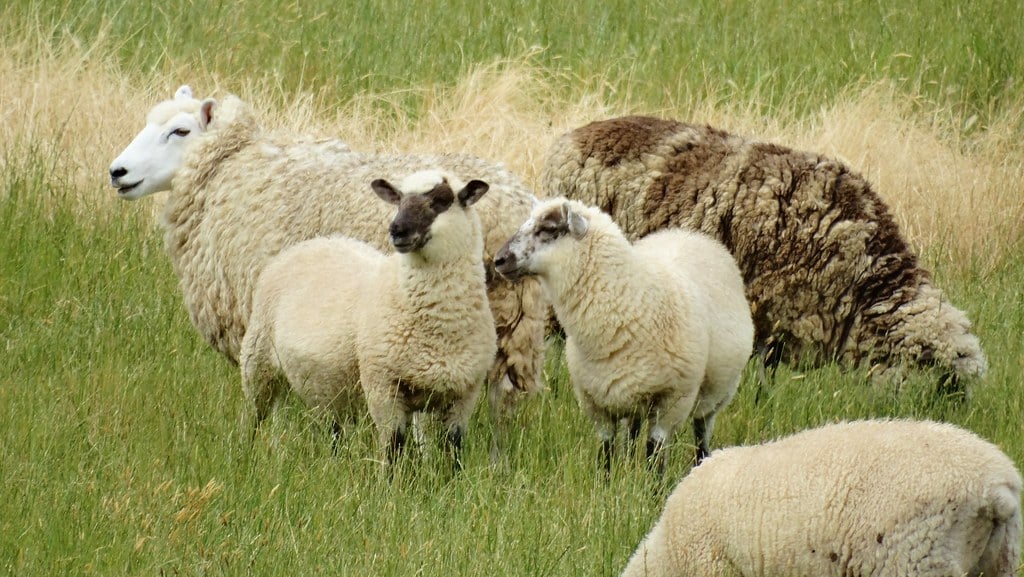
[494,262,526,281]
[391,238,424,253]
[391,233,429,253]
[115,180,143,197]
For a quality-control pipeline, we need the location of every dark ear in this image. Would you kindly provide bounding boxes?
[457,179,489,207]
[371,179,403,205]
[199,99,217,130]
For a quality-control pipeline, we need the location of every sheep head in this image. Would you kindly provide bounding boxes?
[372,169,489,255]
[109,85,216,200]
[494,197,588,281]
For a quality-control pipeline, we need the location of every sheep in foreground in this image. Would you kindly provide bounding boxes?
[242,170,496,467]
[108,86,548,449]
[494,198,753,472]
[621,419,1022,577]
[542,115,986,392]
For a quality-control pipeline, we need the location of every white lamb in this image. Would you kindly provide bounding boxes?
[494,197,754,473]
[621,419,1023,577]
[241,170,496,468]
[107,86,547,453]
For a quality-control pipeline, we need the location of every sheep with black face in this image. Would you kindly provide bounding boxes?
[241,170,496,469]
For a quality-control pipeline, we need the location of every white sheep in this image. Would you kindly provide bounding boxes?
[621,419,1022,577]
[494,197,754,473]
[543,115,986,393]
[108,86,548,451]
[242,170,496,468]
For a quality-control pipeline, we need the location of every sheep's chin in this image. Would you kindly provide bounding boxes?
[116,181,145,199]
[496,266,529,281]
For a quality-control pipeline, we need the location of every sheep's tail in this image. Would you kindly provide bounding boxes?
[970,481,1022,577]
[854,281,987,389]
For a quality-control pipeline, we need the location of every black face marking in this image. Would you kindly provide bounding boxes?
[388,181,456,253]
[535,207,570,242]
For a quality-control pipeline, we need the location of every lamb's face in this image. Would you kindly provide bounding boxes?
[108,85,209,200]
[372,171,489,254]
[494,199,588,281]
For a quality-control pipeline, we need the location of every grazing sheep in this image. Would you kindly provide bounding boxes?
[242,170,496,468]
[542,115,986,392]
[108,86,547,449]
[621,419,1022,577]
[494,198,753,473]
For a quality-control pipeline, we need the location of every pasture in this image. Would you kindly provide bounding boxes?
[2,1,1023,575]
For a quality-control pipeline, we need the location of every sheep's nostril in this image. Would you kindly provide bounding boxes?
[110,167,127,179]
[493,254,507,268]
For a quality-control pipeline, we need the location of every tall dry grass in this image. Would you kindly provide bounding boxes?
[5,32,1021,272]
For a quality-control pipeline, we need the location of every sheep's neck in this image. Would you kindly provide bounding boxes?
[545,233,654,352]
[394,252,488,315]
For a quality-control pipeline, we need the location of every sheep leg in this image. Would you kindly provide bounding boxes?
[330,420,343,455]
[366,386,413,468]
[239,331,283,443]
[648,389,698,475]
[387,427,408,465]
[692,413,716,465]
[595,417,616,476]
[442,383,483,472]
[445,425,465,472]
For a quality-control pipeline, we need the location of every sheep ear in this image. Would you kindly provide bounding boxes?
[372,179,403,205]
[199,99,217,130]
[175,85,193,100]
[565,205,589,239]
[457,180,489,207]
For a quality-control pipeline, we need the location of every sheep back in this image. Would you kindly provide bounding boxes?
[165,96,546,397]
[634,229,753,416]
[241,236,382,418]
[621,419,1022,577]
[543,115,986,384]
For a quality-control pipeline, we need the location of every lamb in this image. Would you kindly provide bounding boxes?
[241,170,497,468]
[107,86,548,448]
[621,419,1022,577]
[494,197,754,473]
[542,115,986,392]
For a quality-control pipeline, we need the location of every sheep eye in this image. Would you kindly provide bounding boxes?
[171,128,191,137]
[536,225,560,241]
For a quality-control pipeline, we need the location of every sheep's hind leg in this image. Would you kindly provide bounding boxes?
[648,389,697,476]
[595,417,616,478]
[444,425,465,472]
[692,413,716,465]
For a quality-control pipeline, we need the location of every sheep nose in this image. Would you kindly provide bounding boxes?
[110,167,127,179]
[493,252,508,268]
[389,221,408,239]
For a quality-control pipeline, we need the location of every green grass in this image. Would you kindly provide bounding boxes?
[2,0,1024,575]
[5,0,1023,124]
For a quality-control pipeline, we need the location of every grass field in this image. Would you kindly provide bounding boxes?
[3,1,1024,575]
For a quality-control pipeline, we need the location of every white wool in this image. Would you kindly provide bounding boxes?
[496,197,753,471]
[621,419,1022,577]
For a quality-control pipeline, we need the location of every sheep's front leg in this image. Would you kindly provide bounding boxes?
[442,382,483,472]
[364,377,413,468]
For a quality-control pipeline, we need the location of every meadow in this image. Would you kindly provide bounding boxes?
[2,0,1024,575]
